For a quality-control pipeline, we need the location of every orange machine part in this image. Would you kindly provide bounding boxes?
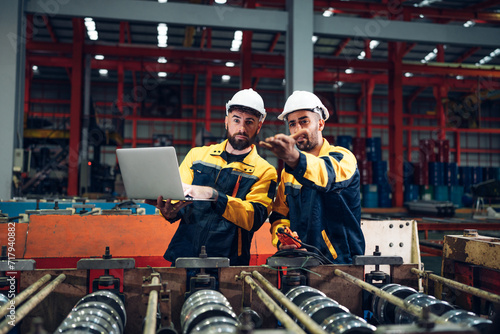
[0,215,276,267]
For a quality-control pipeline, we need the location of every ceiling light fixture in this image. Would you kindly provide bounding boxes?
[157,23,168,47]
[84,17,98,41]
[230,30,243,52]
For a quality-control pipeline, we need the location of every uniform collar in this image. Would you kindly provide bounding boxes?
[210,139,257,168]
[318,138,332,156]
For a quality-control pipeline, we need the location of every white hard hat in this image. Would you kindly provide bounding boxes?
[278,91,329,121]
[226,88,266,121]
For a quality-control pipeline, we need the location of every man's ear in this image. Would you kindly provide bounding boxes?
[256,120,263,135]
[318,119,325,132]
[225,116,228,130]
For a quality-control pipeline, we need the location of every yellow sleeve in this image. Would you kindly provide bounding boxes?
[221,164,277,232]
[179,148,195,184]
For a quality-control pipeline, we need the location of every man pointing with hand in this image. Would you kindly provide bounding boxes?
[260,91,365,264]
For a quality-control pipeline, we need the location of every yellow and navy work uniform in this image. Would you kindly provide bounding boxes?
[270,139,365,264]
[164,140,277,266]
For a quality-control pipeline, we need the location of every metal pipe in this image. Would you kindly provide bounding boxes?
[242,273,307,334]
[0,274,51,319]
[333,269,442,323]
[411,268,500,305]
[143,275,160,334]
[250,271,327,334]
[0,274,66,334]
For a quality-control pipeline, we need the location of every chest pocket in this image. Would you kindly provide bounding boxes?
[284,183,302,201]
[191,163,219,186]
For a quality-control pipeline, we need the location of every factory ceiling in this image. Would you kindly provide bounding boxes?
[24,0,500,96]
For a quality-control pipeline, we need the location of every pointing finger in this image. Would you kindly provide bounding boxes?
[259,141,273,149]
[290,129,309,140]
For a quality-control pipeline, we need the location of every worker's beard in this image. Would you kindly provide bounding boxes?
[227,131,257,151]
[296,130,320,152]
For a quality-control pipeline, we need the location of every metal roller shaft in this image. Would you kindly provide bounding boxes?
[0,273,66,334]
[333,269,443,323]
[143,275,160,334]
[242,273,307,334]
[250,271,327,334]
[0,274,51,319]
[411,268,500,305]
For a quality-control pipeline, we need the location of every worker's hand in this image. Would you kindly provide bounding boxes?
[259,129,309,169]
[144,196,190,221]
[182,183,219,201]
[279,244,308,251]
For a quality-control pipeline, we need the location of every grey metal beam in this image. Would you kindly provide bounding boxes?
[0,0,25,200]
[315,15,500,48]
[25,0,288,32]
[285,0,314,97]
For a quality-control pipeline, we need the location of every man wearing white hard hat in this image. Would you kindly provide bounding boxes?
[146,89,277,266]
[260,90,365,264]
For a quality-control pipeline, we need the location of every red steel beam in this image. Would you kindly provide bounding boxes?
[42,15,58,43]
[241,30,253,88]
[67,18,85,196]
[205,70,212,132]
[402,126,500,134]
[467,0,500,11]
[365,79,375,138]
[455,47,481,63]
[42,15,71,78]
[253,32,281,89]
[27,53,500,90]
[315,0,500,22]
[333,38,351,57]
[388,40,404,207]
[402,63,500,78]
[27,41,500,80]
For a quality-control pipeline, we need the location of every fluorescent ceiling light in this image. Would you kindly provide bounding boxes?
[369,40,379,50]
[225,62,235,67]
[323,8,334,17]
[476,49,499,65]
[215,0,227,3]
[222,75,231,82]
[99,69,108,76]
[84,17,98,41]
[230,31,243,52]
[157,23,168,48]
[463,20,475,28]
[158,72,167,77]
[312,36,318,43]
[95,55,104,60]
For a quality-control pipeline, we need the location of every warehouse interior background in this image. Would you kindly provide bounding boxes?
[1,0,499,206]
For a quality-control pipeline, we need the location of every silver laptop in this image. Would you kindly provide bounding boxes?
[116,147,214,201]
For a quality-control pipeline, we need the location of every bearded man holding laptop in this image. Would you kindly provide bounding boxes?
[143,89,277,266]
